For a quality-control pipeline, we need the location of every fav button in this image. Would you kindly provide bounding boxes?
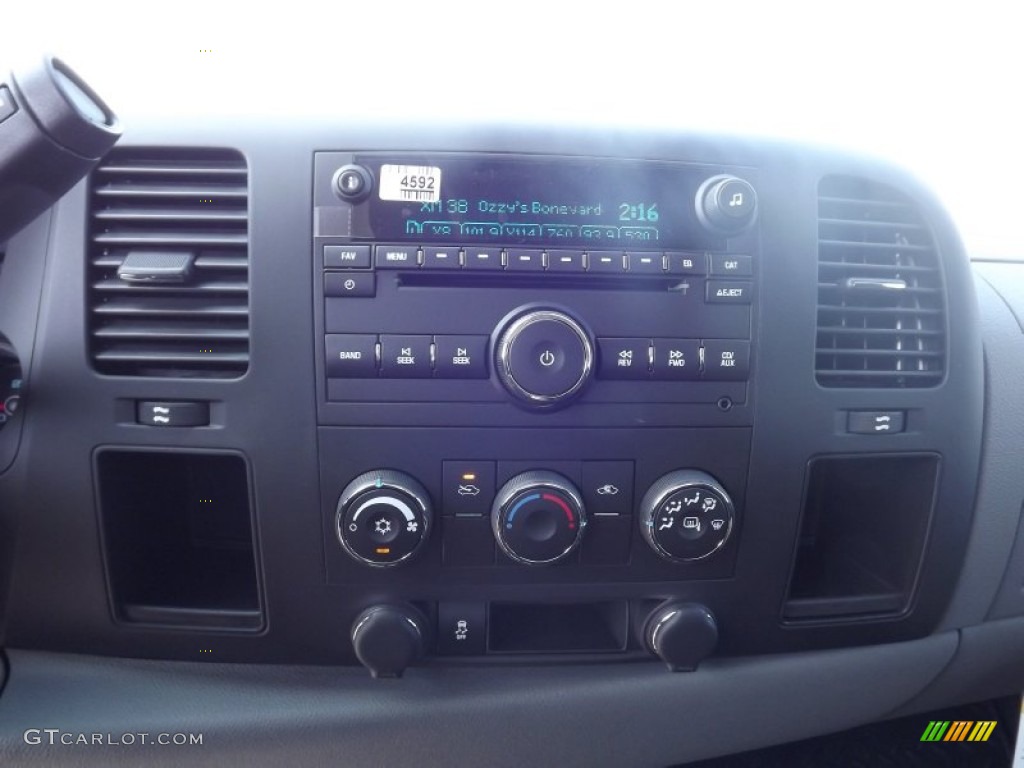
[323,244,371,269]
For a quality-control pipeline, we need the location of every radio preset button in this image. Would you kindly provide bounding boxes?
[547,250,586,271]
[702,340,750,380]
[598,337,650,380]
[434,335,488,379]
[588,252,625,273]
[464,247,503,270]
[325,334,378,378]
[666,252,707,275]
[626,252,664,274]
[652,338,701,380]
[706,280,753,303]
[710,254,752,277]
[423,247,462,269]
[380,335,432,378]
[323,244,371,269]
[324,271,375,297]
[506,249,545,271]
[375,244,419,269]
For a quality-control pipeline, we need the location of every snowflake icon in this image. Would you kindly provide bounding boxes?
[373,518,392,536]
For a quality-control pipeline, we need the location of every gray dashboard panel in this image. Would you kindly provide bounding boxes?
[0,635,955,767]
[937,269,1024,628]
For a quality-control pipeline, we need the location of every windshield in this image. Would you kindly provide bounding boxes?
[7,1,1020,259]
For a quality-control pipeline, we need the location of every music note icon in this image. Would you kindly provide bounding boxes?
[728,192,744,207]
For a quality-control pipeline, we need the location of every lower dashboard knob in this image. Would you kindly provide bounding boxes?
[336,470,432,567]
[640,470,735,562]
[351,604,428,678]
[644,601,718,672]
[492,471,586,565]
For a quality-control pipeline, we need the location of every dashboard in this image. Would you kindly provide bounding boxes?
[1,102,1023,765]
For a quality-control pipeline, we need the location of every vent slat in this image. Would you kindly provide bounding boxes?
[815,176,946,389]
[818,326,944,338]
[93,232,248,246]
[818,217,926,231]
[92,298,248,317]
[95,208,248,223]
[92,277,248,293]
[93,183,247,199]
[88,149,250,378]
[819,239,932,253]
[96,164,246,177]
[94,324,249,341]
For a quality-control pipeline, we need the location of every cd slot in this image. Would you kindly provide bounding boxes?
[398,273,694,292]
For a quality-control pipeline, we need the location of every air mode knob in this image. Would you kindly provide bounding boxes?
[696,174,758,234]
[336,470,432,567]
[640,470,735,562]
[492,471,587,565]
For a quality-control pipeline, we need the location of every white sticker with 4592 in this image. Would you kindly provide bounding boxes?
[378,165,441,203]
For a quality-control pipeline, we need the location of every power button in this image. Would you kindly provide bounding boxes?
[496,310,594,406]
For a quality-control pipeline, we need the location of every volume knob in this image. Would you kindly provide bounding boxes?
[494,309,594,408]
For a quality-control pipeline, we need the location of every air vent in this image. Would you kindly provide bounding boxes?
[816,176,945,388]
[88,148,249,378]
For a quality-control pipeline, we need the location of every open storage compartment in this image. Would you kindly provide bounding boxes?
[488,601,628,653]
[783,454,939,620]
[95,448,263,630]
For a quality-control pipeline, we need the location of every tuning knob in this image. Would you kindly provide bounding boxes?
[336,470,432,567]
[643,601,718,672]
[640,470,735,562]
[696,174,758,234]
[351,604,428,678]
[494,309,594,408]
[492,471,586,565]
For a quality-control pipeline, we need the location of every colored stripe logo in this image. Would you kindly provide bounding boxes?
[920,720,997,742]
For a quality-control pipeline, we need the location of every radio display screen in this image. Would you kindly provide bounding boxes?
[355,154,723,249]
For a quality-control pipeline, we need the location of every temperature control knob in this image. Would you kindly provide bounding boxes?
[696,174,758,234]
[492,471,586,565]
[336,470,432,567]
[640,470,735,562]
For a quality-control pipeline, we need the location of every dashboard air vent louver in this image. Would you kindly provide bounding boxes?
[816,176,945,388]
[88,148,249,378]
